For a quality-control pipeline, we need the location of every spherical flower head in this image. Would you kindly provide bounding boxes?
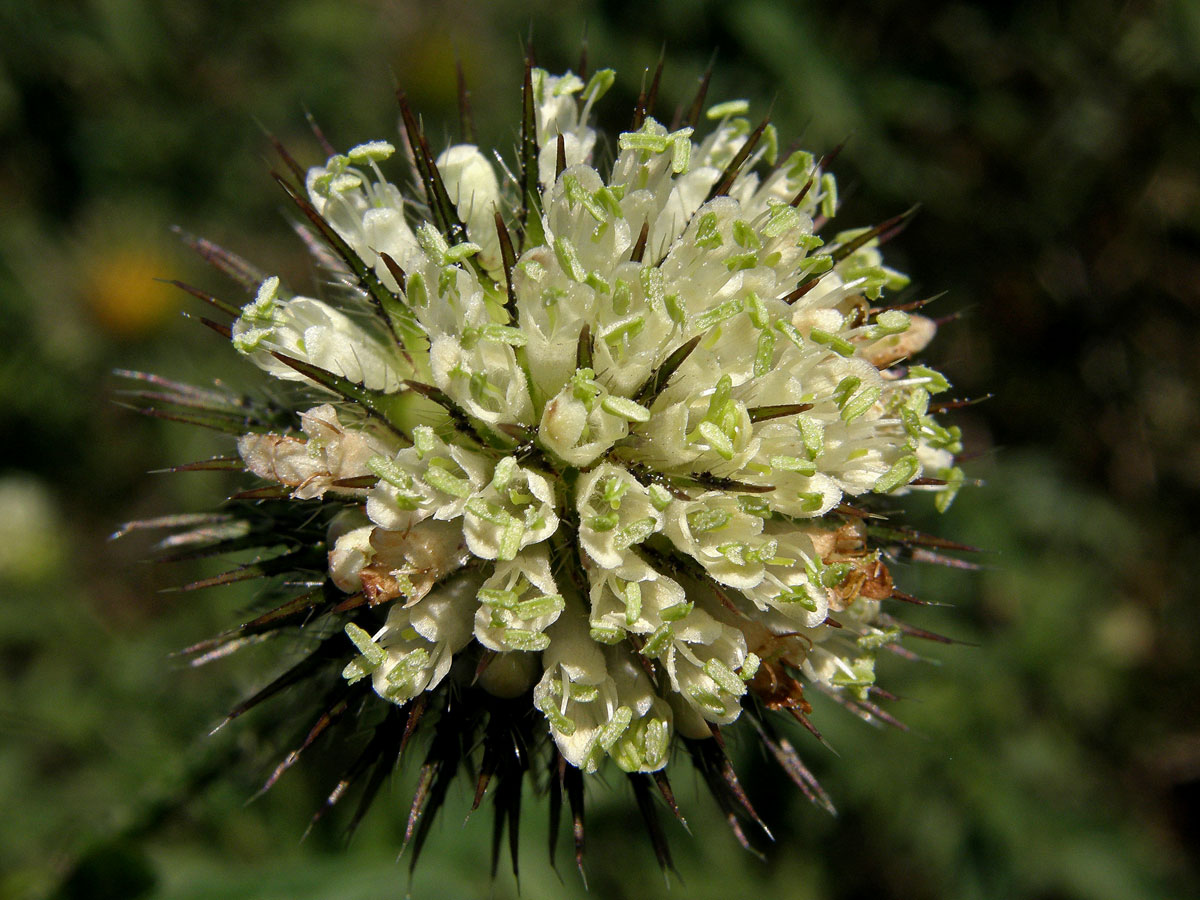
[138,58,969,875]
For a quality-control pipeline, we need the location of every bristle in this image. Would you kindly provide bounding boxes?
[748,403,813,424]
[171,227,266,291]
[495,212,519,321]
[830,205,920,264]
[456,59,474,144]
[632,334,702,406]
[518,59,539,242]
[707,116,770,202]
[684,61,714,129]
[629,220,650,264]
[158,278,240,317]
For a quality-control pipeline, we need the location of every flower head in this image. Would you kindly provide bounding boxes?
[126,57,968,875]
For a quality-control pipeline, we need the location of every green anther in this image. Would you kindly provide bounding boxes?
[554,237,586,282]
[423,464,471,499]
[543,700,577,736]
[841,385,882,423]
[641,624,674,657]
[704,659,747,697]
[581,68,616,104]
[696,420,735,459]
[797,492,825,513]
[344,623,386,668]
[687,505,732,534]
[694,212,723,249]
[833,376,862,408]
[775,320,806,350]
[341,657,373,685]
[597,706,634,750]
[857,627,903,650]
[870,309,911,338]
[908,365,951,393]
[590,625,625,644]
[762,122,779,166]
[802,254,834,277]
[601,476,629,508]
[640,266,665,307]
[416,222,451,263]
[586,511,619,532]
[614,517,657,548]
[329,173,362,192]
[661,600,694,622]
[780,583,819,612]
[770,455,817,476]
[754,329,777,377]
[324,153,350,175]
[444,241,482,264]
[739,495,772,518]
[465,495,518,526]
[482,324,528,346]
[822,563,852,588]
[875,454,920,493]
[725,251,758,271]
[412,426,435,458]
[570,683,600,702]
[718,541,747,565]
[563,174,607,222]
[479,587,520,608]
[612,279,632,315]
[347,140,395,162]
[744,292,769,328]
[671,131,692,173]
[593,185,625,219]
[689,686,727,714]
[664,293,687,325]
[761,203,798,239]
[935,466,966,513]
[619,130,671,153]
[491,456,518,490]
[798,417,825,459]
[820,172,839,218]
[623,581,642,625]
[732,220,762,250]
[648,484,673,511]
[601,317,645,350]
[517,594,565,619]
[509,487,534,506]
[830,656,876,700]
[503,628,551,651]
[498,522,524,561]
[552,72,584,95]
[386,648,430,684]
[601,395,652,426]
[694,299,743,331]
[810,327,855,357]
[741,653,761,681]
[796,233,825,251]
[706,99,750,120]
[405,270,428,307]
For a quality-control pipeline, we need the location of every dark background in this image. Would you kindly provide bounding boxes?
[1,1,1197,898]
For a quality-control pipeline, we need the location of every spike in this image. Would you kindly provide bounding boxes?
[632,334,702,406]
[157,279,240,317]
[830,205,920,264]
[518,58,540,243]
[629,220,650,264]
[748,402,813,423]
[707,116,771,202]
[495,211,519,322]
[171,227,266,291]
[456,59,474,144]
[684,61,714,130]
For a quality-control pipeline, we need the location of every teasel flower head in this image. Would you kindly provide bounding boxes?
[121,55,972,878]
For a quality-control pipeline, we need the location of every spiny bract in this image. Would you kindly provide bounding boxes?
[128,59,967,875]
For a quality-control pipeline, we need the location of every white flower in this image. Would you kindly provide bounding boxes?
[164,59,968,861]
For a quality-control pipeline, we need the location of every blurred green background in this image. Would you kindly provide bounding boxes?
[2,1,1198,898]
